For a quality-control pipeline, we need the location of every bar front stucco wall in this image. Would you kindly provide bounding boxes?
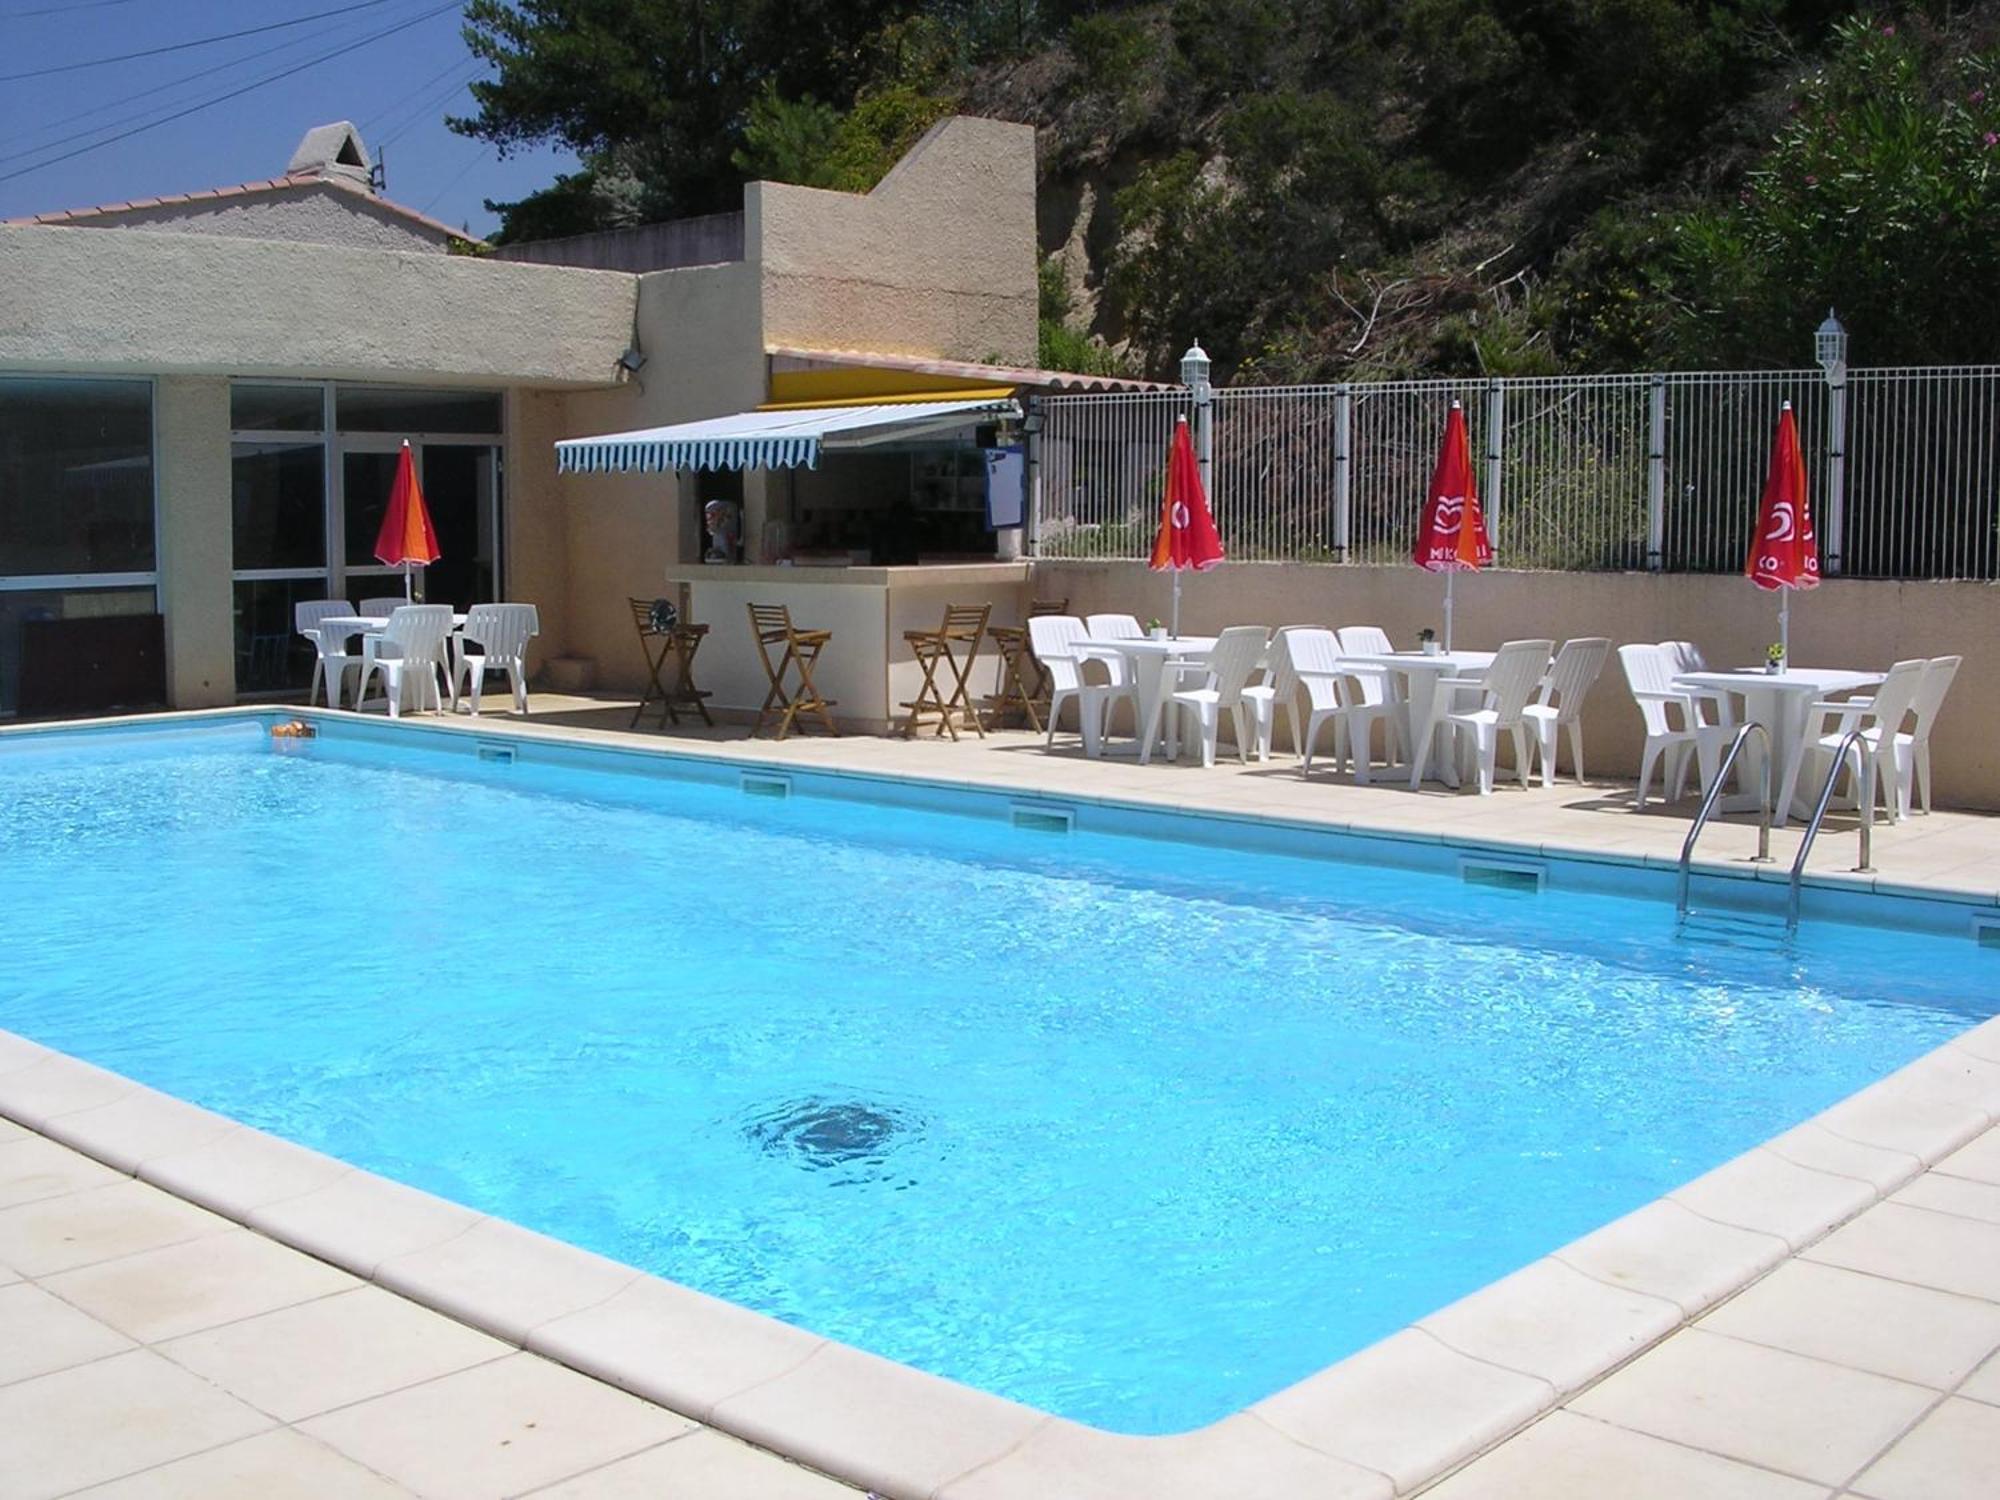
[154,375,234,709]
[1037,560,2000,811]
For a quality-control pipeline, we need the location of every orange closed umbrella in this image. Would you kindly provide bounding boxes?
[374,440,440,599]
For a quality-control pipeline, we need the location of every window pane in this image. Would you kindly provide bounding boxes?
[0,586,155,716]
[232,578,330,694]
[0,378,154,576]
[343,449,400,567]
[231,384,324,433]
[232,441,325,570]
[337,386,501,435]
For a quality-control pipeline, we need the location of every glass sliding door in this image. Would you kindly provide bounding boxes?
[416,444,502,611]
[230,383,330,694]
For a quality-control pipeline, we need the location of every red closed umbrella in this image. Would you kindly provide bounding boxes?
[374,440,440,599]
[1148,415,1224,635]
[1745,401,1819,665]
[1413,400,1492,651]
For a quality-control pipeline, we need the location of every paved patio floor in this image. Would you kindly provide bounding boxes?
[3,697,1998,1497]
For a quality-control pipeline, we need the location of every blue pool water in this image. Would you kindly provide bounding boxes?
[0,719,1992,1433]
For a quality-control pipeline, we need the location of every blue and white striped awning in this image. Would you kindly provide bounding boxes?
[555,398,1019,475]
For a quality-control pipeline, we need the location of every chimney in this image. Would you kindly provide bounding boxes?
[287,122,374,192]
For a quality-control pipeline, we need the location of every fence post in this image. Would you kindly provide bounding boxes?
[1022,397,1043,557]
[1483,379,1505,555]
[1647,375,1666,571]
[1332,385,1352,562]
[1824,371,1848,576]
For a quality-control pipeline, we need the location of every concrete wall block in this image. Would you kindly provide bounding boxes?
[153,376,235,709]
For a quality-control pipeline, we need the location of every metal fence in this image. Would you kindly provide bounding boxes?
[1030,366,2000,580]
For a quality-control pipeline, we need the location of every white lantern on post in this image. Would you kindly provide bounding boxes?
[1179,340,1214,507]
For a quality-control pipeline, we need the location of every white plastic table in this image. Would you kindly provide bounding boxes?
[1674,667,1883,825]
[1339,650,1497,789]
[1089,635,1219,765]
[316,613,470,710]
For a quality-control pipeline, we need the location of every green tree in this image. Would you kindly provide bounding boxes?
[1669,16,2000,365]
[454,0,929,239]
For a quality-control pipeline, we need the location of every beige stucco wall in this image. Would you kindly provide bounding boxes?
[1037,559,2000,810]
[153,376,234,708]
[750,116,1037,365]
[502,389,570,676]
[552,260,767,688]
[0,224,634,386]
[45,183,451,255]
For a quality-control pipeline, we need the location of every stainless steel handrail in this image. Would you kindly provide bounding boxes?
[1787,727,1877,932]
[1676,721,1773,924]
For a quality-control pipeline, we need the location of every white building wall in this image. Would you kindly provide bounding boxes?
[44,183,453,255]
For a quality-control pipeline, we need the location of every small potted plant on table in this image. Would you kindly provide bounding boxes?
[1418,627,1440,656]
[1147,617,1168,640]
[1765,642,1786,674]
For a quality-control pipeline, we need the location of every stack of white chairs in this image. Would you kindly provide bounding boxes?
[1166,625,1270,768]
[1443,640,1554,795]
[1901,655,1961,815]
[1794,658,1931,823]
[1241,625,1315,760]
[1285,627,1371,780]
[1332,625,1407,774]
[295,598,357,707]
[1028,615,1134,757]
[1618,643,1737,808]
[353,605,456,718]
[1522,636,1610,786]
[453,603,540,715]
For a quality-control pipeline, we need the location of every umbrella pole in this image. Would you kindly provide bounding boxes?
[1443,571,1455,653]
[1170,571,1182,638]
[1780,588,1790,668]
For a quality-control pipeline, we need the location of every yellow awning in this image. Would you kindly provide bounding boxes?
[762,364,1018,410]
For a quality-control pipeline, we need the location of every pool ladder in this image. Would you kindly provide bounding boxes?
[1677,721,1877,942]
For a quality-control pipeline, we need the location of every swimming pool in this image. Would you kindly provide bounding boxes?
[0,717,1992,1434]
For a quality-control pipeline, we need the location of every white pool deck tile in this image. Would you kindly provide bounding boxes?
[5,702,2000,1497]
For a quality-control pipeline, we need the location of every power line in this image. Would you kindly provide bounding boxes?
[0,1,463,184]
[357,51,474,133]
[0,0,150,18]
[0,0,403,82]
[0,0,440,161]
[368,59,483,151]
[418,140,494,215]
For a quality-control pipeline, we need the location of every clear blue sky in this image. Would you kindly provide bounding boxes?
[0,0,576,237]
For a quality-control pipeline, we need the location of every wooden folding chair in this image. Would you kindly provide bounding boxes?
[629,599,714,730]
[900,603,990,740]
[748,603,838,739]
[982,624,1041,733]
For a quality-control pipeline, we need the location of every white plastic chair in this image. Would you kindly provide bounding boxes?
[1028,615,1133,757]
[1085,613,1145,641]
[1900,655,1961,816]
[1240,625,1314,760]
[1662,639,1735,730]
[1794,659,1928,823]
[1522,637,1610,786]
[1332,625,1407,772]
[295,598,356,707]
[1167,626,1269,767]
[453,604,540,715]
[358,595,407,620]
[1287,628,1370,780]
[1444,640,1553,795]
[1619,642,1735,808]
[352,605,455,718]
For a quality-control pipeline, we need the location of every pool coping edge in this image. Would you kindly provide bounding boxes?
[3,1042,1997,1493]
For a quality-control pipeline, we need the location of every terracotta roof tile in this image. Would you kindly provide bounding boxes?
[3,171,480,246]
